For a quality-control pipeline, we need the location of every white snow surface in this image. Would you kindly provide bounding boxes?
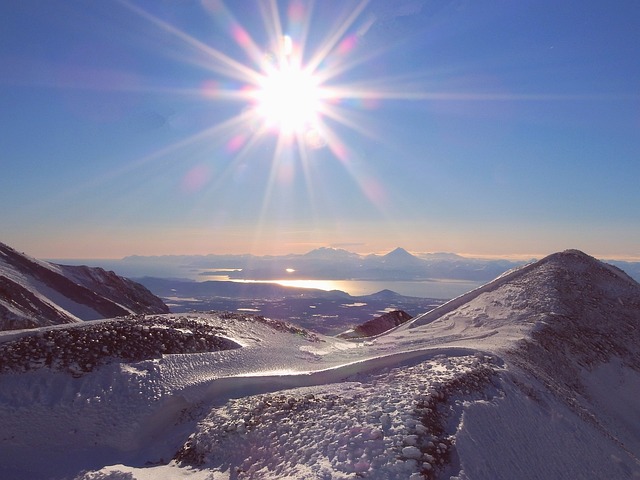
[1,250,640,479]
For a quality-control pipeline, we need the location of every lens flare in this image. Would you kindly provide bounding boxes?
[254,58,322,134]
[117,0,418,238]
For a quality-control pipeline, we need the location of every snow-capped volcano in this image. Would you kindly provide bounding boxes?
[0,242,169,331]
[0,249,639,479]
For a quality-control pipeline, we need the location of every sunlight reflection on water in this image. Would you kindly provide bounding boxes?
[197,275,480,299]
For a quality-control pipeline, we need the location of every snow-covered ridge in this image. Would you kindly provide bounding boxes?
[402,249,633,335]
[404,255,541,331]
[0,241,169,331]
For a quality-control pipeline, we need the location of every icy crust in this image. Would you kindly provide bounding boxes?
[172,354,499,480]
[453,370,640,480]
[0,315,242,376]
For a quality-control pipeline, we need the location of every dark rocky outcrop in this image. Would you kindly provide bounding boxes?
[338,309,412,339]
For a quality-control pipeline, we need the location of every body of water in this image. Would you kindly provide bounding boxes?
[197,274,481,299]
[57,259,482,299]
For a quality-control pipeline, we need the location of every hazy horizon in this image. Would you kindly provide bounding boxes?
[20,242,639,264]
[38,245,640,264]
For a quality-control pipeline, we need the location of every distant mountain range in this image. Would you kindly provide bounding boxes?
[202,247,528,282]
[0,242,169,331]
[56,246,531,283]
[46,246,640,287]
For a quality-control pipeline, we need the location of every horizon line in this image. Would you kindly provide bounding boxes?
[42,247,640,263]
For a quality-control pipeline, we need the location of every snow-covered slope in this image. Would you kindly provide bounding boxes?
[0,250,639,479]
[0,242,169,331]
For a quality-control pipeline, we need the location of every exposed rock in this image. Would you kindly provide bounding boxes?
[0,314,241,376]
[338,310,412,339]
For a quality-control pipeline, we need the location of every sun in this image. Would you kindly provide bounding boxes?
[121,1,397,206]
[252,35,324,135]
[255,64,322,134]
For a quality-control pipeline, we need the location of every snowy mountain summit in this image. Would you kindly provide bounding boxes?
[0,241,169,331]
[0,249,639,480]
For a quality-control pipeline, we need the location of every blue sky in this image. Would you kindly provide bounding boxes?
[1,0,639,259]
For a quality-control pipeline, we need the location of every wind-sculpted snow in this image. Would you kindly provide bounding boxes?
[174,354,500,479]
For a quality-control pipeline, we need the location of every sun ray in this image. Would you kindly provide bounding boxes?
[253,135,295,246]
[319,103,382,142]
[305,0,370,73]
[32,107,260,217]
[284,0,314,68]
[257,0,286,63]
[115,0,482,234]
[295,133,326,224]
[201,0,270,71]
[119,0,263,85]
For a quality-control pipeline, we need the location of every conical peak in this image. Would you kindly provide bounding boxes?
[406,248,640,337]
[537,249,638,288]
[508,251,640,405]
[384,247,413,258]
[543,249,595,264]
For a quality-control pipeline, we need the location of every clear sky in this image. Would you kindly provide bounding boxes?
[1,0,639,260]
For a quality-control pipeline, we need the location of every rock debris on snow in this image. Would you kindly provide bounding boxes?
[175,354,499,479]
[0,315,243,376]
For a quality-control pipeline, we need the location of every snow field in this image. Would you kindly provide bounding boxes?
[452,370,640,480]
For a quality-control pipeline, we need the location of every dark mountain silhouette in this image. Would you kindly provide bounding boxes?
[381,247,422,264]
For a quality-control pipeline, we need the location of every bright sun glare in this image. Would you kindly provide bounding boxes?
[122,0,407,214]
[254,35,323,134]
[255,64,321,133]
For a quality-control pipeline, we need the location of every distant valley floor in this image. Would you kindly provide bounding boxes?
[138,278,445,335]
